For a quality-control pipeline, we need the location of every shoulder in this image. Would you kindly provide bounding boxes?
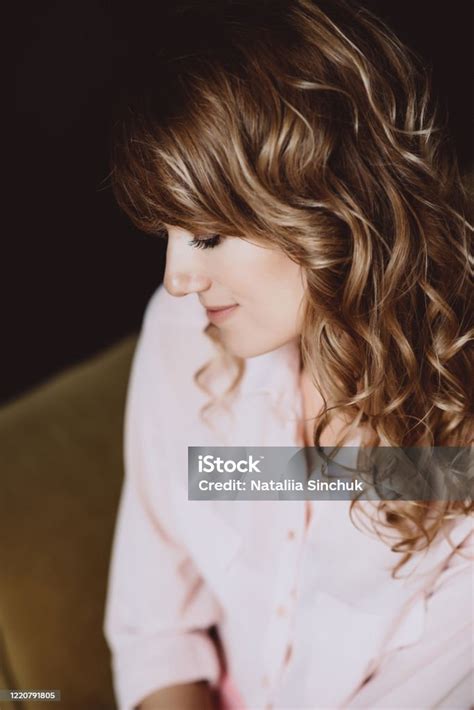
[130,284,217,414]
[142,284,208,334]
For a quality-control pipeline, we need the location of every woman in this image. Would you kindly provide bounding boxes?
[103,1,473,708]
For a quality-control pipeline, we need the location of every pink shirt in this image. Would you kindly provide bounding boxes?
[103,284,474,710]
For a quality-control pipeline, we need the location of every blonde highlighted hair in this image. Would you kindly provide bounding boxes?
[111,0,473,574]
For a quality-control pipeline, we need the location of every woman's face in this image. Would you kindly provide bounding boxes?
[163,224,306,359]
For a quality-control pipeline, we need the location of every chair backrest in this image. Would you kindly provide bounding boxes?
[0,334,138,710]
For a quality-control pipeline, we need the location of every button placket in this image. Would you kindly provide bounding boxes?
[266,497,324,707]
[261,500,308,695]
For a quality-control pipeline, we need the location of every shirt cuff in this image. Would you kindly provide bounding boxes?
[111,630,221,710]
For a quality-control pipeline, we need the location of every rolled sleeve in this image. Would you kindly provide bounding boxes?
[103,296,223,710]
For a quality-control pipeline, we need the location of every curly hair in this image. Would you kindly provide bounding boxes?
[110,0,473,575]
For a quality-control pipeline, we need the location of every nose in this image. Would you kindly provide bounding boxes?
[163,237,212,297]
[164,271,212,297]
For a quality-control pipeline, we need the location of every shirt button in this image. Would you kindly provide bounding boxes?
[284,643,293,665]
[261,674,270,688]
[287,529,296,540]
[276,604,287,617]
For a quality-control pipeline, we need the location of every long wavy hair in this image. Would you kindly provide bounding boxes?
[110,0,473,575]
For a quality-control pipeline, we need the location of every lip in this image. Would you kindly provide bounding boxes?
[205,304,239,323]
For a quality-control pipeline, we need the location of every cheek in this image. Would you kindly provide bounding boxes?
[220,242,305,316]
[271,259,305,306]
[248,270,304,331]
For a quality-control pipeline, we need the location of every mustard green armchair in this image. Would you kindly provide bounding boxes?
[0,335,138,710]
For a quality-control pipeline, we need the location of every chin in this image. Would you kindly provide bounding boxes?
[219,335,264,359]
[227,337,286,360]
[226,344,264,359]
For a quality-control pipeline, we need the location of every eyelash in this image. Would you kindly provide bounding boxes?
[188,235,222,250]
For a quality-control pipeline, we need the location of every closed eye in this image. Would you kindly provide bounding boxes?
[188,235,222,250]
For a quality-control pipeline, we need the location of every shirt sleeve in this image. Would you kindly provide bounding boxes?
[103,297,224,710]
[346,523,474,709]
